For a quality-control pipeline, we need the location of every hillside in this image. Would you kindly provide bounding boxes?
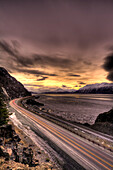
[0,67,31,99]
[91,109,113,136]
[76,83,113,94]
[0,69,55,169]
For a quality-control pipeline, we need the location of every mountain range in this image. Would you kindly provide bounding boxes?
[0,67,113,96]
[44,83,113,94]
[43,88,76,94]
[76,83,113,94]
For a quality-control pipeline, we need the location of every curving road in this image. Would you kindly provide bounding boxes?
[10,98,113,170]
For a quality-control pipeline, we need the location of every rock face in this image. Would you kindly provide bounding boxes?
[0,67,31,99]
[76,83,113,94]
[0,123,55,169]
[0,124,39,167]
[91,109,113,136]
[95,109,113,123]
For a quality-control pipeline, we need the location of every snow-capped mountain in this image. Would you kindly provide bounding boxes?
[76,83,113,94]
[43,88,76,94]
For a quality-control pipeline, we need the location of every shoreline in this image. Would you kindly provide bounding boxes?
[20,96,113,152]
[8,96,113,170]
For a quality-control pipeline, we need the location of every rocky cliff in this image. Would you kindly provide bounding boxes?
[91,109,113,136]
[0,67,31,99]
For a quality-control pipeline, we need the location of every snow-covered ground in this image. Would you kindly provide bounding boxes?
[9,112,63,168]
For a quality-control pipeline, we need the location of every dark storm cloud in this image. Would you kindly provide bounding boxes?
[1,0,113,86]
[106,45,113,52]
[103,54,113,72]
[24,84,43,87]
[83,61,92,65]
[79,82,86,85]
[107,71,113,81]
[103,54,113,81]
[0,40,32,67]
[32,54,73,68]
[62,85,67,88]
[0,40,74,70]
[0,40,39,68]
[0,40,18,57]
[37,76,48,81]
[48,74,57,76]
[68,74,81,77]
[14,68,57,77]
[1,0,113,53]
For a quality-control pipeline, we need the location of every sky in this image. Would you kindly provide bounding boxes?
[0,0,113,92]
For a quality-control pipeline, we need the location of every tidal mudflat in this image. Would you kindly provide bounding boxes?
[36,94,113,125]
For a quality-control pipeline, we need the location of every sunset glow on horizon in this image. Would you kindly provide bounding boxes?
[0,0,113,92]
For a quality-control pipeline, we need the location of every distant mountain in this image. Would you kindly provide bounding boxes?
[0,67,31,99]
[43,88,76,94]
[76,83,113,94]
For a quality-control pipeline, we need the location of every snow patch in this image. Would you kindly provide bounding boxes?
[10,113,45,150]
[1,87,9,97]
[9,113,63,167]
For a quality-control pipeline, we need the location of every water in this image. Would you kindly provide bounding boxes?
[37,94,113,125]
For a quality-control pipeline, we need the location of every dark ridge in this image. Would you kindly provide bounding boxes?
[0,67,31,99]
[91,109,113,136]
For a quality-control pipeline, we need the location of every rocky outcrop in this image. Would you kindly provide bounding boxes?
[0,67,31,99]
[95,109,113,123]
[0,123,55,169]
[91,109,113,136]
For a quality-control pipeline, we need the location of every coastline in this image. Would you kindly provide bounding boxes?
[20,95,113,152]
[7,95,113,170]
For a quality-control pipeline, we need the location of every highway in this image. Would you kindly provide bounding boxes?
[10,98,113,170]
[25,99,113,143]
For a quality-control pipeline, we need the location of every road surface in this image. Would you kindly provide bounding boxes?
[10,98,113,170]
